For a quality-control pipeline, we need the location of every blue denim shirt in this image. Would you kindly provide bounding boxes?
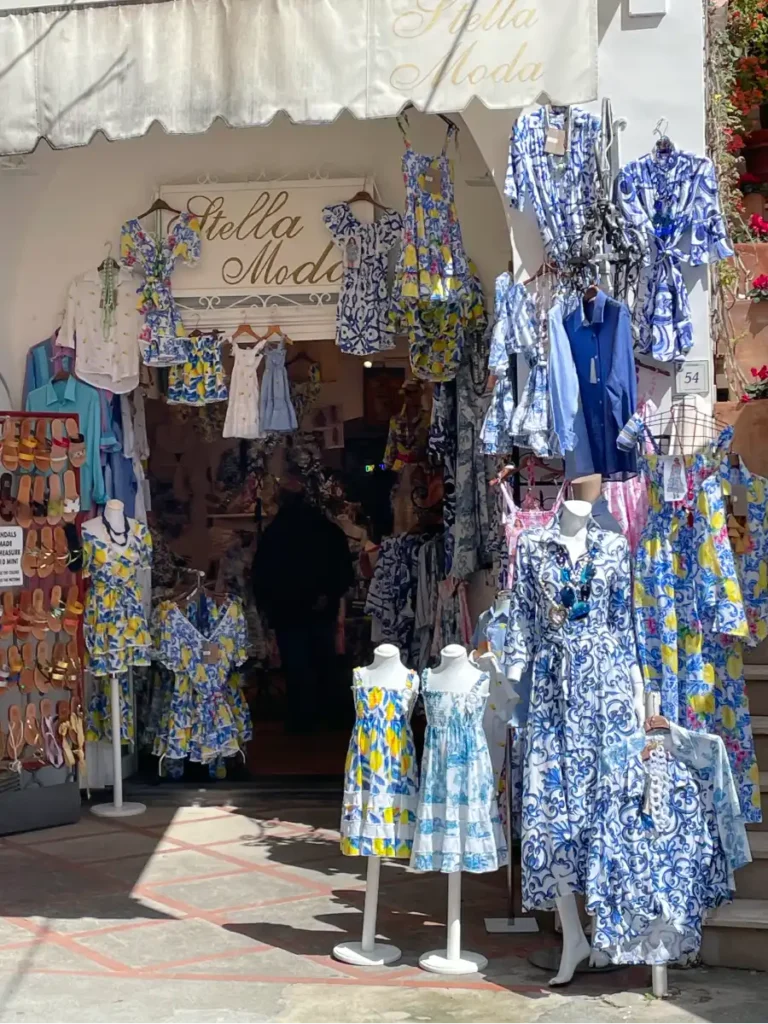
[549,301,595,479]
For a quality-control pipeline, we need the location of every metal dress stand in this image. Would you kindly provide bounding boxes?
[91,666,145,818]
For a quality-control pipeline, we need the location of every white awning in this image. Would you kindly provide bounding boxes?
[0,0,598,155]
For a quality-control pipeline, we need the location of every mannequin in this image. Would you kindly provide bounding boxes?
[508,498,644,985]
[83,498,129,547]
[429,644,489,695]
[334,644,415,967]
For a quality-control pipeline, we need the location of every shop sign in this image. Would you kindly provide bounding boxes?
[0,527,23,587]
[160,179,369,298]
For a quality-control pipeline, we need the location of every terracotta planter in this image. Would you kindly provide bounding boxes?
[743,192,766,218]
[733,242,768,294]
[729,297,768,378]
[716,399,768,477]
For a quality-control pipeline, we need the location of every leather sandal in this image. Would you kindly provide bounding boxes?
[65,419,86,469]
[62,470,79,524]
[1,419,19,472]
[50,420,68,473]
[53,526,69,575]
[7,645,22,687]
[62,586,83,636]
[40,699,63,767]
[34,641,52,694]
[16,476,33,530]
[65,638,81,689]
[47,474,63,525]
[24,702,42,751]
[0,474,15,524]
[37,526,55,580]
[7,706,24,760]
[17,421,37,474]
[51,643,68,687]
[19,641,35,692]
[15,592,33,640]
[21,529,39,577]
[57,700,76,769]
[34,419,50,472]
[31,474,47,527]
[47,585,63,632]
[31,590,48,641]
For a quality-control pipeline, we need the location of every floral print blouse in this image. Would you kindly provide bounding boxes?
[120,211,202,367]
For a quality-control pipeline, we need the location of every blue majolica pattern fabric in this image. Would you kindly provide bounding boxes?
[120,211,202,366]
[586,725,750,965]
[504,519,640,909]
[616,150,733,362]
[410,671,507,873]
[505,106,602,267]
[323,202,402,356]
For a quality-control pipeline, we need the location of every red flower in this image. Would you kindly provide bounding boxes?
[753,274,768,289]
[741,172,762,184]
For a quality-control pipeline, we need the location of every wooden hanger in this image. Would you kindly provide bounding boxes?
[583,284,600,302]
[264,324,292,345]
[346,188,390,213]
[231,323,261,346]
[136,196,181,220]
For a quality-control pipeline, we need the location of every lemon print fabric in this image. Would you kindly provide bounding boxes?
[634,426,760,821]
[340,668,420,859]
[410,669,506,874]
[167,332,228,406]
[120,211,202,367]
[149,596,251,765]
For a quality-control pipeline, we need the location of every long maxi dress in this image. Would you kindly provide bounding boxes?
[504,517,640,910]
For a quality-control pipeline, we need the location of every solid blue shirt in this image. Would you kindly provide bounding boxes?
[564,291,637,479]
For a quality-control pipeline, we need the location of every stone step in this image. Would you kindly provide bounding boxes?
[702,899,768,970]
[745,664,768,718]
[747,773,768,832]
[752,716,768,767]
[732,833,768,900]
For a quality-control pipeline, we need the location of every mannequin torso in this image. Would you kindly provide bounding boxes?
[357,644,411,690]
[83,499,132,550]
[558,499,591,565]
[429,645,489,696]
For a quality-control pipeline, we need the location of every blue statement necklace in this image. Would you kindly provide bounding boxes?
[548,545,597,626]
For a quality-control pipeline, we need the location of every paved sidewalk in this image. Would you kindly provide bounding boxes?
[0,795,763,1022]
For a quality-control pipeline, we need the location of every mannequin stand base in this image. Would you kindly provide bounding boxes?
[332,941,401,967]
[485,916,540,934]
[528,948,621,975]
[91,801,146,819]
[419,949,488,975]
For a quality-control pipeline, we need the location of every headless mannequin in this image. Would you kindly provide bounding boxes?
[83,499,130,548]
[358,644,410,690]
[509,499,644,985]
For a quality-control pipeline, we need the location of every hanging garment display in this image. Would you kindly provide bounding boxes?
[322,202,402,355]
[260,337,298,433]
[561,291,637,480]
[410,670,507,873]
[633,427,760,822]
[167,332,228,406]
[499,477,566,588]
[586,725,750,965]
[505,520,640,909]
[505,106,602,268]
[59,268,142,393]
[473,602,525,779]
[340,667,420,858]
[223,340,267,439]
[23,334,73,405]
[120,212,202,367]
[365,533,431,667]
[389,119,478,382]
[151,595,251,765]
[616,149,733,362]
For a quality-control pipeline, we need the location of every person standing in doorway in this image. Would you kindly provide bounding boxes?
[252,472,354,734]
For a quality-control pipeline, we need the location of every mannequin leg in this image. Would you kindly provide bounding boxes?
[549,894,590,986]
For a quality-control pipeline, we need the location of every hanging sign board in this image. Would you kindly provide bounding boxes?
[160,179,370,297]
[0,527,23,587]
[0,0,598,155]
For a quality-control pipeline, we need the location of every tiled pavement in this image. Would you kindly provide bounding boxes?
[0,796,764,1022]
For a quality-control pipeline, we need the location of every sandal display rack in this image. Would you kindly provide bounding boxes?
[0,411,86,835]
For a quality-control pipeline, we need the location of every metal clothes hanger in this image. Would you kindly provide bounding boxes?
[653,117,674,156]
[400,102,459,136]
[98,241,119,273]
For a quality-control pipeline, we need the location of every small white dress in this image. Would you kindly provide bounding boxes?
[223,341,266,439]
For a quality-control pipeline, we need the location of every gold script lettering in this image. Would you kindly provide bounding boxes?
[222,240,341,288]
[390,39,543,93]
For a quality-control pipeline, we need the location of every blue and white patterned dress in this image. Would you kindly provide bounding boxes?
[616,150,733,362]
[260,339,298,433]
[505,107,602,268]
[504,519,639,909]
[481,274,554,457]
[411,670,507,873]
[323,203,402,355]
[586,725,751,965]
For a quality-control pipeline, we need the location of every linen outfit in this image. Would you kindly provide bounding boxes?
[411,670,507,873]
[562,291,637,479]
[120,212,202,366]
[505,519,640,909]
[323,202,402,355]
[168,332,228,405]
[260,339,298,433]
[481,274,554,457]
[505,106,603,267]
[151,597,251,764]
[587,724,750,965]
[616,150,733,361]
[633,427,760,821]
[340,668,420,858]
[26,375,107,510]
[390,122,478,382]
[223,340,266,439]
[60,269,142,393]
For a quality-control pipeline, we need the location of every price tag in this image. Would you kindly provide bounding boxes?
[423,160,443,196]
[675,359,710,396]
[662,456,687,502]
[732,483,750,517]
[345,239,360,270]
[544,128,566,155]
[202,643,220,665]
[0,526,23,587]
